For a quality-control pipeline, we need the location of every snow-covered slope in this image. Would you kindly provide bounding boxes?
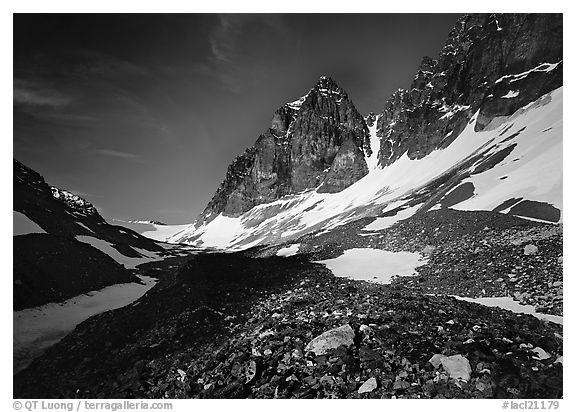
[13,211,46,236]
[155,87,561,250]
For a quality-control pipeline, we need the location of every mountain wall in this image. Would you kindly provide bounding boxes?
[376,13,562,166]
[199,76,371,222]
[165,13,562,249]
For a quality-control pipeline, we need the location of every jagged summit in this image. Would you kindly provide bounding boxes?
[313,75,345,93]
[197,76,371,224]
[376,13,562,167]
[283,76,345,112]
[50,187,98,217]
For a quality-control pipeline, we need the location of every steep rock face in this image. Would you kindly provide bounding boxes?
[377,13,562,166]
[200,76,370,221]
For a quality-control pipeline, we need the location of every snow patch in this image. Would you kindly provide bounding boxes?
[502,90,519,99]
[13,275,156,374]
[495,62,561,84]
[76,236,160,269]
[439,104,471,120]
[317,248,426,284]
[365,114,381,170]
[453,88,562,221]
[13,211,46,235]
[76,222,95,234]
[276,244,300,257]
[452,296,562,325]
[142,223,192,242]
[362,203,421,231]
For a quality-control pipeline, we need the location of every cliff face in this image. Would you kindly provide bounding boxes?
[200,76,370,221]
[376,13,562,166]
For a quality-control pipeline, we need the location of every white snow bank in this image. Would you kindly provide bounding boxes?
[76,236,161,269]
[276,243,300,257]
[13,275,156,374]
[317,248,426,284]
[452,296,562,325]
[365,115,381,170]
[13,211,46,235]
[76,221,95,234]
[495,62,561,84]
[186,214,246,249]
[362,203,421,231]
[141,223,192,242]
[453,88,562,221]
[502,90,519,99]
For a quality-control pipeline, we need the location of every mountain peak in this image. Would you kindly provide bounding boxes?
[313,75,345,97]
[317,75,336,85]
[194,76,370,224]
[284,76,344,111]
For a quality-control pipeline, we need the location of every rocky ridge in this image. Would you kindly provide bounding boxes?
[13,159,167,309]
[376,13,562,166]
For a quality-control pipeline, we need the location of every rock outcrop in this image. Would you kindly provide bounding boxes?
[376,13,562,166]
[200,76,370,221]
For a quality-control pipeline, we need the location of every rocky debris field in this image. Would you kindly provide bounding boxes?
[13,253,320,398]
[291,209,562,316]
[147,273,562,399]
[13,210,563,399]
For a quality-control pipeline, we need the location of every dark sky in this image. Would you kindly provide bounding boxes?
[14,14,460,224]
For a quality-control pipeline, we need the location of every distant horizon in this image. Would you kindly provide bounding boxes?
[14,13,460,224]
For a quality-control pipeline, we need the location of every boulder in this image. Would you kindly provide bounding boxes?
[429,354,472,382]
[531,347,551,361]
[358,377,377,394]
[524,244,538,255]
[305,324,355,355]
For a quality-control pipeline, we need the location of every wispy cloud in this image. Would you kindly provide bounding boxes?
[94,149,140,159]
[207,15,292,92]
[13,79,72,107]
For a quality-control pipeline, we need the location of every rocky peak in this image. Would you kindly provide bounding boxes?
[50,187,98,217]
[376,13,562,167]
[198,76,371,222]
[311,75,347,99]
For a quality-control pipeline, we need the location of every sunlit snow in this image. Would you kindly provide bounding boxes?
[362,203,421,231]
[495,62,561,84]
[167,86,563,250]
[317,248,426,284]
[452,88,562,221]
[452,295,562,325]
[141,223,192,242]
[276,243,300,257]
[365,115,381,170]
[502,90,519,98]
[76,236,161,269]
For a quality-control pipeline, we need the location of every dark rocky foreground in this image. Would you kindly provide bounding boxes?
[13,209,562,399]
